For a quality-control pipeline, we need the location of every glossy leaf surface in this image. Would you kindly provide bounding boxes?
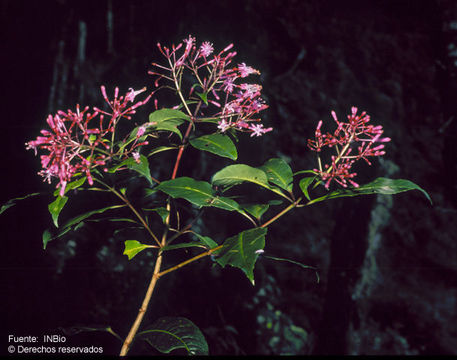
[241,203,269,220]
[212,164,270,189]
[149,109,189,141]
[157,177,240,211]
[299,177,316,201]
[123,240,156,260]
[190,133,237,160]
[53,177,86,197]
[139,317,208,356]
[260,158,293,192]
[48,195,68,227]
[214,227,267,285]
[306,177,432,205]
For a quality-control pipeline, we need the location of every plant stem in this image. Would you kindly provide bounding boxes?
[119,201,170,356]
[324,133,354,174]
[112,188,161,247]
[157,244,223,278]
[155,198,304,279]
[119,249,164,356]
[171,121,194,179]
[260,197,302,228]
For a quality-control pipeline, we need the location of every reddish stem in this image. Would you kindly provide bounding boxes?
[171,120,194,179]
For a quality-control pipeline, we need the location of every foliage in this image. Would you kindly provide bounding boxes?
[1,35,431,356]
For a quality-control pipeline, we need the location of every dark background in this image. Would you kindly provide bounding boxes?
[1,0,457,355]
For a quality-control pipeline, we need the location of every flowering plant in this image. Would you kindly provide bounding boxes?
[3,36,431,356]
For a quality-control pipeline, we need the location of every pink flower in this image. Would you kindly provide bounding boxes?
[125,87,147,103]
[175,35,196,67]
[95,86,151,122]
[249,123,273,137]
[238,63,260,78]
[217,119,231,132]
[27,87,151,195]
[199,41,214,58]
[132,151,141,163]
[308,108,390,189]
[149,36,272,137]
[136,125,147,138]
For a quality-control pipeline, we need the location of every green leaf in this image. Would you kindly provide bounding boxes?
[43,204,128,249]
[42,229,52,250]
[157,177,240,211]
[293,170,318,176]
[149,109,190,141]
[212,164,291,200]
[145,188,158,197]
[299,177,316,201]
[196,92,208,105]
[147,145,177,158]
[241,204,269,220]
[212,164,270,189]
[161,242,207,252]
[53,177,86,196]
[61,204,126,230]
[157,177,213,207]
[260,158,293,192]
[189,133,237,160]
[126,155,153,185]
[153,119,184,140]
[192,233,218,249]
[307,177,432,205]
[106,155,153,185]
[149,109,190,124]
[210,196,241,212]
[214,228,267,285]
[161,233,218,252]
[143,207,169,223]
[123,240,156,260]
[0,192,40,215]
[48,195,68,227]
[138,317,208,356]
[84,217,138,224]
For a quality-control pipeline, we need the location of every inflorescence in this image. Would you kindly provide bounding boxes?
[149,35,272,137]
[307,107,391,189]
[26,87,151,196]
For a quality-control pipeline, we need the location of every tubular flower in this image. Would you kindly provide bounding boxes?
[149,35,271,137]
[26,87,151,196]
[307,107,391,189]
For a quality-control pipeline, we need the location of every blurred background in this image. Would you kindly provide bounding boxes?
[1,0,457,355]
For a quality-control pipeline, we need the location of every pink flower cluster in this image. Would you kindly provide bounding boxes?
[307,107,391,189]
[26,87,151,196]
[149,35,272,137]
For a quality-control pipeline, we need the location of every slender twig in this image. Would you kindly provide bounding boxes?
[157,244,223,278]
[155,197,305,279]
[119,202,171,356]
[260,197,302,228]
[119,249,164,356]
[94,178,161,247]
[171,121,194,179]
[170,99,202,179]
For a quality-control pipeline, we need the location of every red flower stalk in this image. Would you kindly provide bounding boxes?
[307,107,391,189]
[149,35,272,137]
[26,87,151,196]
